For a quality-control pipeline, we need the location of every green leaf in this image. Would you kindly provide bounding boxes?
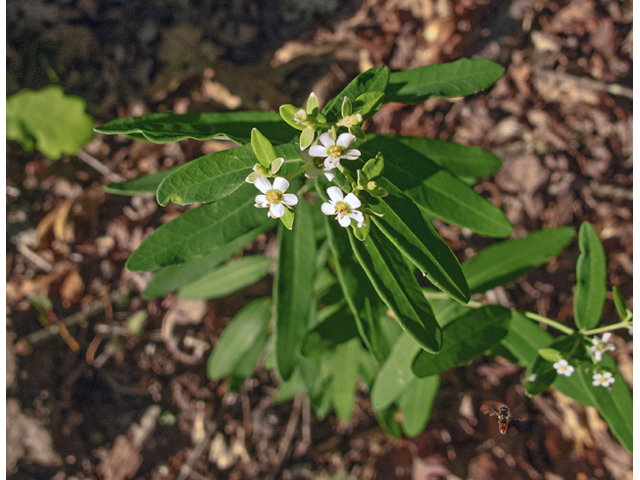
[142,226,267,298]
[341,96,352,117]
[349,227,443,353]
[412,305,511,377]
[104,167,177,196]
[178,255,273,300]
[524,335,575,396]
[385,58,505,103]
[538,348,562,362]
[306,92,319,115]
[351,92,385,120]
[332,339,361,421]
[574,222,607,330]
[399,375,440,438]
[322,66,390,122]
[426,293,473,326]
[251,128,277,168]
[274,198,316,380]
[612,286,628,319]
[371,332,422,411]
[280,207,294,230]
[358,136,512,237]
[126,183,274,272]
[279,104,306,131]
[95,111,297,144]
[361,154,384,181]
[575,359,633,453]
[375,405,402,439]
[7,85,94,160]
[156,142,304,206]
[463,227,575,294]
[299,126,315,150]
[274,370,306,403]
[300,303,360,358]
[206,298,271,380]
[378,134,502,178]
[368,178,469,303]
[228,330,269,391]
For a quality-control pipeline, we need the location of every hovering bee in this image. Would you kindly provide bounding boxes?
[481,402,527,435]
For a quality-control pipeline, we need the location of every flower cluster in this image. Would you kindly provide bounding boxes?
[587,333,616,362]
[592,371,615,389]
[553,358,574,377]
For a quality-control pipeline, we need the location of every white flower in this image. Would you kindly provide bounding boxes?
[309,132,361,170]
[300,148,336,182]
[527,374,538,383]
[321,186,364,228]
[245,163,268,184]
[587,332,616,362]
[294,109,307,124]
[254,176,298,219]
[553,358,574,377]
[592,371,615,388]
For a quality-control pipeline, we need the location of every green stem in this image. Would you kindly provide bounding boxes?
[422,290,483,308]
[582,320,632,336]
[285,162,312,181]
[337,164,356,185]
[524,312,575,335]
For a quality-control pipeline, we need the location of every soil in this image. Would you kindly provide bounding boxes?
[6,0,633,479]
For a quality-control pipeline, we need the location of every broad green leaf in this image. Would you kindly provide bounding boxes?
[228,330,269,391]
[156,142,304,206]
[95,111,297,144]
[351,92,385,120]
[251,128,277,168]
[142,226,266,298]
[126,184,274,272]
[425,293,473,326]
[279,104,306,131]
[274,370,306,403]
[361,154,385,181]
[524,335,576,396]
[412,305,511,377]
[332,339,361,421]
[399,375,440,438]
[371,332,422,411]
[178,255,273,300]
[274,198,316,380]
[206,298,271,380]
[612,286,628,319]
[322,66,390,122]
[574,222,607,330]
[104,167,177,196]
[377,134,502,178]
[349,227,442,353]
[385,58,505,103]
[7,85,94,160]
[300,302,360,358]
[358,136,512,237]
[299,126,315,149]
[368,178,469,303]
[375,405,402,439]
[463,227,575,294]
[575,359,633,453]
[324,214,388,361]
[313,378,334,421]
[299,346,333,401]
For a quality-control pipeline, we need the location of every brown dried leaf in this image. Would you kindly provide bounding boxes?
[60,268,85,308]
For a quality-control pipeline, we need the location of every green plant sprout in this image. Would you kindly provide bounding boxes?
[96,58,632,453]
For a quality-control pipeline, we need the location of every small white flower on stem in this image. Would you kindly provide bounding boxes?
[321,186,364,228]
[587,332,615,362]
[553,358,574,377]
[294,109,307,124]
[309,132,361,170]
[300,148,335,182]
[254,176,298,219]
[592,371,615,388]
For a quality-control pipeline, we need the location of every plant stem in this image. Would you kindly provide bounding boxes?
[582,320,633,336]
[285,162,312,181]
[524,312,575,335]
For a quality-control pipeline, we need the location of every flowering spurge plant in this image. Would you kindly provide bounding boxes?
[97,59,632,452]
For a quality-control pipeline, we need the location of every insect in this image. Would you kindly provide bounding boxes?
[481,402,527,434]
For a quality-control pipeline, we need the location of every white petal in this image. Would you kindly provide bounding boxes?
[324,157,340,169]
[254,176,272,194]
[338,215,351,227]
[336,132,356,148]
[342,148,361,160]
[326,186,344,203]
[321,202,336,216]
[319,132,335,148]
[602,332,612,342]
[344,193,361,209]
[603,372,613,378]
[272,177,289,192]
[309,145,328,157]
[595,351,603,362]
[270,203,285,218]
[323,170,336,181]
[282,193,298,206]
[255,194,268,205]
[350,210,364,225]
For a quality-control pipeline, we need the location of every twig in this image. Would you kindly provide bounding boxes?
[266,394,302,480]
[294,396,311,457]
[15,243,53,272]
[538,69,633,99]
[177,421,217,480]
[77,150,125,182]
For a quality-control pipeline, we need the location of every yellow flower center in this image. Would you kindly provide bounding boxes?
[266,190,283,203]
[327,145,345,158]
[335,201,351,216]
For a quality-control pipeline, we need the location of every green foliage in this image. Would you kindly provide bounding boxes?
[96,59,631,450]
[7,85,94,160]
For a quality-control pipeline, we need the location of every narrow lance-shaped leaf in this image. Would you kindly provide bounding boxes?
[95,111,297,145]
[126,183,274,272]
[178,255,273,300]
[574,222,607,330]
[156,142,304,206]
[228,330,269,391]
[399,375,440,438]
[349,226,442,353]
[331,339,361,422]
[251,128,277,168]
[385,58,505,104]
[206,298,271,380]
[300,302,360,358]
[368,177,469,303]
[463,227,575,294]
[412,305,511,377]
[274,198,316,381]
[104,167,178,196]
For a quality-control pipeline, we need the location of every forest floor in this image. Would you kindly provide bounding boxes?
[6,0,633,479]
